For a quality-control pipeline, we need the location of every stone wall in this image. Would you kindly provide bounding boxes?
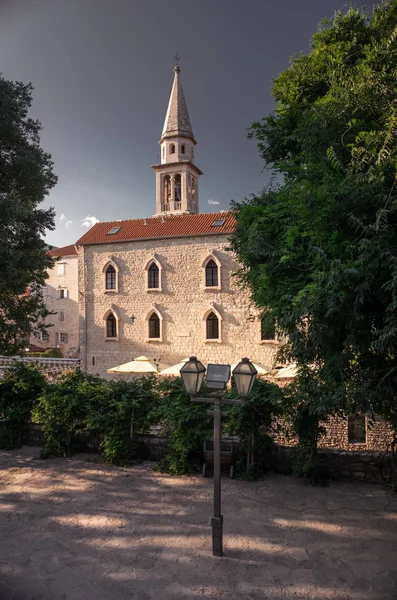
[23,423,393,485]
[0,356,80,378]
[271,413,394,452]
[265,445,394,485]
[78,234,281,378]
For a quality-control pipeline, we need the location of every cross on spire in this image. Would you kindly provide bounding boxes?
[173,54,181,69]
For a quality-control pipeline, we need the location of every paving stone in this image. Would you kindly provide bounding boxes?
[1,447,397,600]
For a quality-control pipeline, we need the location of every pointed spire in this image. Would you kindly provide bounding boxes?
[161,65,195,142]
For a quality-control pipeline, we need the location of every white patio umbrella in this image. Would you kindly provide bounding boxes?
[108,355,162,375]
[274,364,298,379]
[158,358,190,377]
[230,361,269,376]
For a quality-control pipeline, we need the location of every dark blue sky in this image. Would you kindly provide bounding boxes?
[0,0,367,246]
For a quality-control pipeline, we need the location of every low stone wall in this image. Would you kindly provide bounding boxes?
[23,423,393,485]
[0,356,80,378]
[264,445,394,485]
[24,424,168,461]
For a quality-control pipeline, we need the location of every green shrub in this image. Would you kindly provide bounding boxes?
[225,379,284,479]
[0,362,47,449]
[33,370,108,458]
[155,377,213,475]
[87,377,159,465]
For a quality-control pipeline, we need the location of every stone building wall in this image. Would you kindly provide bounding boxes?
[30,253,79,358]
[271,405,394,452]
[78,234,281,378]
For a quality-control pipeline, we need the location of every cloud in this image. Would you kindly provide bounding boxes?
[208,199,220,205]
[81,215,100,228]
[59,213,66,221]
[65,220,73,228]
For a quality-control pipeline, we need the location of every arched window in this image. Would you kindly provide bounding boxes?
[164,175,171,201]
[206,312,219,340]
[175,174,181,202]
[149,312,160,339]
[148,262,159,289]
[105,265,116,290]
[260,317,275,341]
[205,259,219,287]
[181,144,185,154]
[106,313,117,338]
[170,143,175,154]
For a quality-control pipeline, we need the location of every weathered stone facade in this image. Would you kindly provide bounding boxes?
[79,234,281,377]
[272,410,394,452]
[30,247,79,358]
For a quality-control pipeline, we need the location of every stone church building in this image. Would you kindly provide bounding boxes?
[76,65,281,377]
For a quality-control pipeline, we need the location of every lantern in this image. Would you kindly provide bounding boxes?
[180,356,206,396]
[232,358,257,397]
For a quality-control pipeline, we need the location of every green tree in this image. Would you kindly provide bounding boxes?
[0,75,57,354]
[230,3,397,444]
[156,377,213,475]
[225,379,283,479]
[33,370,105,458]
[87,377,159,465]
[0,362,46,449]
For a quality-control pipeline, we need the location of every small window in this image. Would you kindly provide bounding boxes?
[60,332,68,344]
[58,311,65,322]
[211,219,225,227]
[57,263,65,276]
[92,357,96,366]
[181,144,185,154]
[205,259,219,287]
[149,313,160,339]
[41,331,49,343]
[107,227,121,235]
[105,265,117,290]
[170,144,175,154]
[57,289,68,299]
[148,263,159,289]
[261,318,276,341]
[106,313,117,338]
[348,416,366,444]
[206,312,219,340]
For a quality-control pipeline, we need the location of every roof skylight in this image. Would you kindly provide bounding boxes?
[107,227,121,235]
[211,219,225,227]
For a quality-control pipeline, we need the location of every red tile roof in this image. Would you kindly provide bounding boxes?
[75,212,235,246]
[47,244,77,257]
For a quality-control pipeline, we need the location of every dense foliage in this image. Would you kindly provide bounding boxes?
[225,379,283,479]
[33,371,107,458]
[0,366,295,479]
[155,377,213,474]
[0,363,46,449]
[0,75,57,354]
[87,377,159,465]
[230,3,397,457]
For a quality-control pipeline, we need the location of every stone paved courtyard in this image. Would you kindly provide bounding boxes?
[0,447,396,600]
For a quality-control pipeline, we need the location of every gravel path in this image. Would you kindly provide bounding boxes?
[0,446,396,600]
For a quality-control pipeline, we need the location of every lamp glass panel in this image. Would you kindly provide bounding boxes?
[181,371,199,395]
[180,358,206,395]
[232,360,257,398]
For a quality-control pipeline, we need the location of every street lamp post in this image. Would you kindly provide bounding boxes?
[180,356,257,557]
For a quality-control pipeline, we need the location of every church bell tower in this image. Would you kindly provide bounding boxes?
[152,64,202,216]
